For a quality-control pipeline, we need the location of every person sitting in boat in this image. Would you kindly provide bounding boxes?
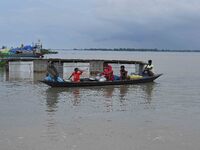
[69,68,83,82]
[46,61,59,81]
[143,60,154,76]
[120,65,128,80]
[101,63,114,81]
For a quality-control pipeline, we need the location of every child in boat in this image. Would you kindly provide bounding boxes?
[101,63,114,81]
[69,68,83,82]
[143,60,154,76]
[120,65,128,80]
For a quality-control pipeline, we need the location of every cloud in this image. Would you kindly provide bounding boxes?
[1,0,200,49]
[87,0,200,49]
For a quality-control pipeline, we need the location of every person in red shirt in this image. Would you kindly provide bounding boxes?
[102,63,114,81]
[69,68,83,82]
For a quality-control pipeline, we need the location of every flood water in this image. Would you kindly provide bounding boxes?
[0,51,200,150]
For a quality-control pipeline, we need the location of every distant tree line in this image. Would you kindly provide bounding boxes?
[72,48,200,52]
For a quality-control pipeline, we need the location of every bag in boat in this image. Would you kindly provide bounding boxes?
[129,75,143,80]
[44,74,64,82]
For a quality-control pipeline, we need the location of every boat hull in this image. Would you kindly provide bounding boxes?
[40,74,162,88]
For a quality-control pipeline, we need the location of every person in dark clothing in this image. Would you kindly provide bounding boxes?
[120,65,128,80]
[47,61,59,81]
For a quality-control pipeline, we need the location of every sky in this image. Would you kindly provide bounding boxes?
[1,0,200,49]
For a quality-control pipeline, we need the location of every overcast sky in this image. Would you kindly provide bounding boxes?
[1,0,200,49]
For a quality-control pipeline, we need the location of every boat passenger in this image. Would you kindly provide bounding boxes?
[102,63,114,81]
[69,68,83,82]
[47,61,59,81]
[120,65,128,80]
[143,60,154,76]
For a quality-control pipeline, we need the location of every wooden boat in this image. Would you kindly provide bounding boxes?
[40,74,162,88]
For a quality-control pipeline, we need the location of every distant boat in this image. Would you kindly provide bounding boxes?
[8,51,44,58]
[0,41,44,58]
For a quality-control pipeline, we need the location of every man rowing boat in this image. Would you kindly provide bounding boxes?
[143,60,154,76]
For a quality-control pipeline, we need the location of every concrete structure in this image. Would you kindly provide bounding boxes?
[33,59,48,73]
[1,58,146,78]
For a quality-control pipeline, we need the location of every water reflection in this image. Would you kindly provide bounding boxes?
[43,82,156,114]
[45,87,82,108]
[0,68,5,81]
[102,85,129,112]
[119,85,129,100]
[102,83,156,111]
[141,82,155,104]
[119,85,129,111]
[72,88,81,106]
[103,86,115,112]
[137,82,156,110]
[42,84,156,139]
[0,64,47,82]
[103,86,115,98]
[34,72,46,82]
[44,88,62,141]
[0,67,9,81]
[45,88,60,112]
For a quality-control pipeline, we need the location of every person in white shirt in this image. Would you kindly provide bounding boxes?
[143,60,154,76]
